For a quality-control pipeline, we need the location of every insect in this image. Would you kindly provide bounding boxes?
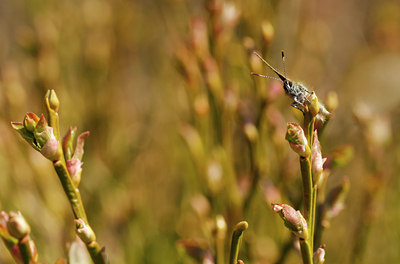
[251,51,330,120]
[251,51,313,112]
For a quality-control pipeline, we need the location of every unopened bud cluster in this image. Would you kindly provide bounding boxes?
[12,113,61,161]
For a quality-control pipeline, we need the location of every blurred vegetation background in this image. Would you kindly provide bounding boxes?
[0,0,400,263]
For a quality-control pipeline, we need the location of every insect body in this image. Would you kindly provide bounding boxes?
[251,51,312,112]
[251,51,330,120]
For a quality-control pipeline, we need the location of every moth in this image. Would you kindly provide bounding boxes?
[251,51,330,120]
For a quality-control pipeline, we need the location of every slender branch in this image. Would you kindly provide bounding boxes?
[53,161,88,222]
[299,239,313,264]
[229,221,248,264]
[299,111,317,262]
[44,90,108,264]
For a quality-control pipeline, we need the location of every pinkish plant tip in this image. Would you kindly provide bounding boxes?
[67,158,83,186]
[272,203,308,240]
[285,123,310,157]
[6,211,31,240]
[312,131,326,184]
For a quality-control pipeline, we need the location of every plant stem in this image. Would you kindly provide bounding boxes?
[229,221,248,264]
[299,239,313,264]
[44,90,108,264]
[299,111,317,263]
[53,161,88,222]
[18,236,37,264]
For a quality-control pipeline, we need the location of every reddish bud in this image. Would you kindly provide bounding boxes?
[272,204,308,240]
[66,158,83,186]
[311,131,327,184]
[23,113,40,133]
[285,123,310,157]
[313,245,326,264]
[6,211,30,240]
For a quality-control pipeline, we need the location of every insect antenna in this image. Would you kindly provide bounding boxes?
[281,50,287,78]
[251,72,282,82]
[252,51,287,82]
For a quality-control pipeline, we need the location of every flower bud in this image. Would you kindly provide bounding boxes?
[32,114,62,160]
[40,131,62,161]
[6,211,31,240]
[311,131,326,184]
[33,114,53,147]
[67,159,83,186]
[46,89,60,112]
[272,204,308,240]
[63,126,78,161]
[75,219,96,244]
[285,123,310,157]
[313,245,326,264]
[23,113,40,133]
[72,132,90,160]
[308,92,320,118]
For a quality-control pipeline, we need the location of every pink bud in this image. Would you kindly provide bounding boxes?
[285,123,310,157]
[7,211,31,240]
[23,113,40,133]
[311,132,326,184]
[313,245,326,264]
[40,128,61,161]
[66,158,83,186]
[272,203,308,240]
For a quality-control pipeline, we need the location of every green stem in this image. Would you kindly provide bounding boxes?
[229,221,248,264]
[299,239,313,264]
[44,90,108,264]
[53,161,88,222]
[88,243,108,264]
[300,158,313,224]
[299,111,317,263]
[299,158,314,263]
[18,236,36,264]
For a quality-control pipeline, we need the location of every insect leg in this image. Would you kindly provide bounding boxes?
[290,101,305,114]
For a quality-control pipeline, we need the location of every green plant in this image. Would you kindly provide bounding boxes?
[2,90,108,264]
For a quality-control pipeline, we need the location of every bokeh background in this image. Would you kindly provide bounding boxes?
[0,0,400,263]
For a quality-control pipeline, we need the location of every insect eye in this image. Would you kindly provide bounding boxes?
[284,80,292,87]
